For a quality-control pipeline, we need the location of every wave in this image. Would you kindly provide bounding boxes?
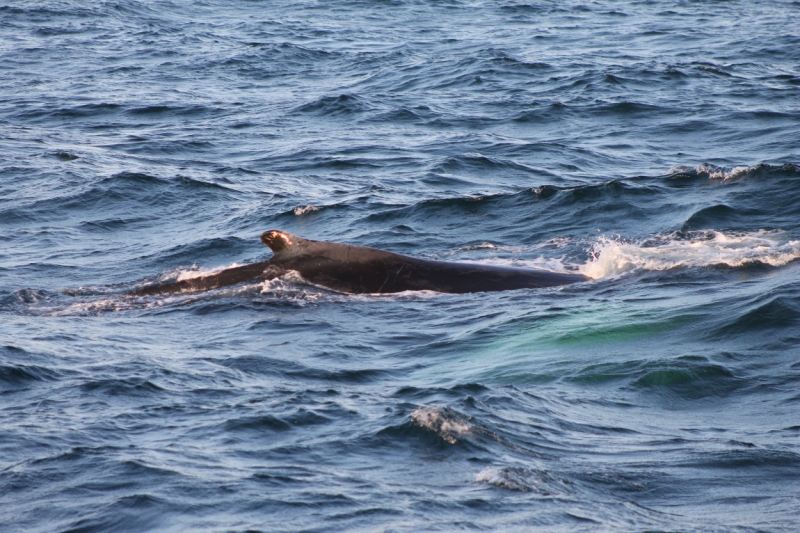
[294,94,374,117]
[293,205,322,216]
[582,230,800,279]
[475,466,560,493]
[666,163,799,181]
[0,172,238,227]
[410,406,474,445]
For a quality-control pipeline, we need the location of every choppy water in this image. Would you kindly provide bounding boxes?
[2,1,800,532]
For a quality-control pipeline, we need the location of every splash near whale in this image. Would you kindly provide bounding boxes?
[128,230,588,296]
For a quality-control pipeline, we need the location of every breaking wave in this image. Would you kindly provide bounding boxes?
[582,230,800,279]
[410,406,473,444]
[475,466,560,493]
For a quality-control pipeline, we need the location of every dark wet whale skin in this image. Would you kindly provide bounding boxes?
[129,230,588,296]
[262,230,588,293]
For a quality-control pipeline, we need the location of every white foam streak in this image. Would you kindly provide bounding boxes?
[173,263,243,282]
[581,230,800,279]
[667,163,758,180]
[293,205,320,216]
[475,467,553,493]
[411,407,472,444]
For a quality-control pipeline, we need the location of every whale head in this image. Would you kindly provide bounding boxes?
[260,230,297,253]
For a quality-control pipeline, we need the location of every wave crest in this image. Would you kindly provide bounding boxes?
[411,407,472,444]
[582,230,800,279]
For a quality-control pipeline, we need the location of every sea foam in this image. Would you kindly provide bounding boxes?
[581,230,800,279]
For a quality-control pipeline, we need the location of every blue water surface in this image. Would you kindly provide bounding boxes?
[2,1,800,532]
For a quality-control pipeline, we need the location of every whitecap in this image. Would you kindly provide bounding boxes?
[581,229,800,279]
[698,163,753,180]
[293,205,321,216]
[667,163,763,181]
[411,406,472,444]
[475,466,556,493]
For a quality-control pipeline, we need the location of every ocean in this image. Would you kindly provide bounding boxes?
[1,1,799,531]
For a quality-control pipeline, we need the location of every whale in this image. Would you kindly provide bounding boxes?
[128,230,589,296]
